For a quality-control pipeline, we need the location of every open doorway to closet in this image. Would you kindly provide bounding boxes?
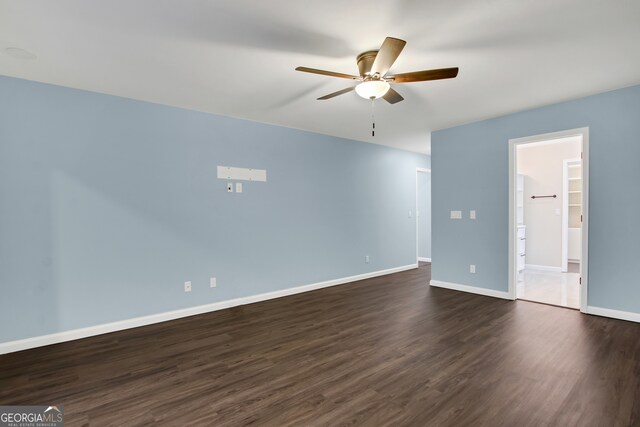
[416,168,431,268]
[508,129,589,311]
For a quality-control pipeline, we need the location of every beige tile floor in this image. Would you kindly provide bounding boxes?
[517,264,580,309]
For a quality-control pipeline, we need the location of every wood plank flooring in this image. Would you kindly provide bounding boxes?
[1,263,640,426]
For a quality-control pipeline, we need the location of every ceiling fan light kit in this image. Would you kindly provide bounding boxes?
[355,80,390,99]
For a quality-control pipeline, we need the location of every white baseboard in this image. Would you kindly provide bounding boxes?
[0,264,417,355]
[418,257,432,262]
[429,280,512,300]
[525,264,562,272]
[587,306,640,323]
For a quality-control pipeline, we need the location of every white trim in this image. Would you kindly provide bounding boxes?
[515,135,581,149]
[525,264,562,273]
[587,306,640,323]
[418,257,432,262]
[508,127,589,312]
[416,168,431,265]
[581,130,590,313]
[429,280,512,300]
[0,264,417,355]
[509,140,517,300]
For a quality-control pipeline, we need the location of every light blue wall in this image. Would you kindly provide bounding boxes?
[0,76,429,343]
[432,84,640,313]
[417,171,431,259]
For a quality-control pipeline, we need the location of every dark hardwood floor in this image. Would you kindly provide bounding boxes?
[1,263,639,426]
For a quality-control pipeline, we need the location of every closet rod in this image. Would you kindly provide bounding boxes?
[531,195,557,199]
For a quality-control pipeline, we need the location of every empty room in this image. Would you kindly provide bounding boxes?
[1,1,639,426]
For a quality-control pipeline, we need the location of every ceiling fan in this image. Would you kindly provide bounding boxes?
[295,37,458,104]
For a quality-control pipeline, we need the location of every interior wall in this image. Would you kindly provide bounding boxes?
[517,138,581,268]
[0,76,430,343]
[417,171,431,260]
[432,84,640,315]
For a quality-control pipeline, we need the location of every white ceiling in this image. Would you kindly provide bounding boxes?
[1,1,640,154]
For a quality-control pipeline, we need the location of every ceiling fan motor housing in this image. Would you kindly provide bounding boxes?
[357,51,379,77]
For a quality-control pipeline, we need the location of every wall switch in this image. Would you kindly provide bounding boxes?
[235,183,242,193]
[227,183,233,193]
[408,210,413,218]
[365,255,370,264]
[470,210,476,219]
[210,277,217,288]
[470,265,476,274]
[450,210,462,219]
[184,281,192,292]
[555,208,561,216]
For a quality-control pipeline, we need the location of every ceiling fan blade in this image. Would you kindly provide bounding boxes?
[370,37,406,77]
[296,66,360,80]
[390,67,459,83]
[317,86,355,100]
[383,88,404,104]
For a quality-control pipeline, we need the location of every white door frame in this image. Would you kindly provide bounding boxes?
[508,128,589,312]
[562,158,582,272]
[416,168,431,265]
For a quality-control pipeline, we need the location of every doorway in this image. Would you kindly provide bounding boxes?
[508,128,589,311]
[416,168,431,266]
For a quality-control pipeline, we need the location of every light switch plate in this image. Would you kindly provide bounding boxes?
[450,210,462,219]
[184,281,192,292]
[236,183,243,193]
[470,210,476,219]
[210,277,217,288]
[470,265,476,274]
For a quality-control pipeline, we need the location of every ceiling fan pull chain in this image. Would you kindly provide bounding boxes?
[371,98,375,137]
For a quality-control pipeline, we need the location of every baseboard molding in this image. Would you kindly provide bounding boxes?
[525,264,562,272]
[587,306,640,323]
[418,257,432,262]
[429,280,512,300]
[0,264,417,355]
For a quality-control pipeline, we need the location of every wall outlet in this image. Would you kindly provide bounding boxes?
[470,210,476,219]
[365,255,370,264]
[210,277,217,288]
[470,265,476,274]
[450,210,462,219]
[227,183,233,192]
[184,281,192,292]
